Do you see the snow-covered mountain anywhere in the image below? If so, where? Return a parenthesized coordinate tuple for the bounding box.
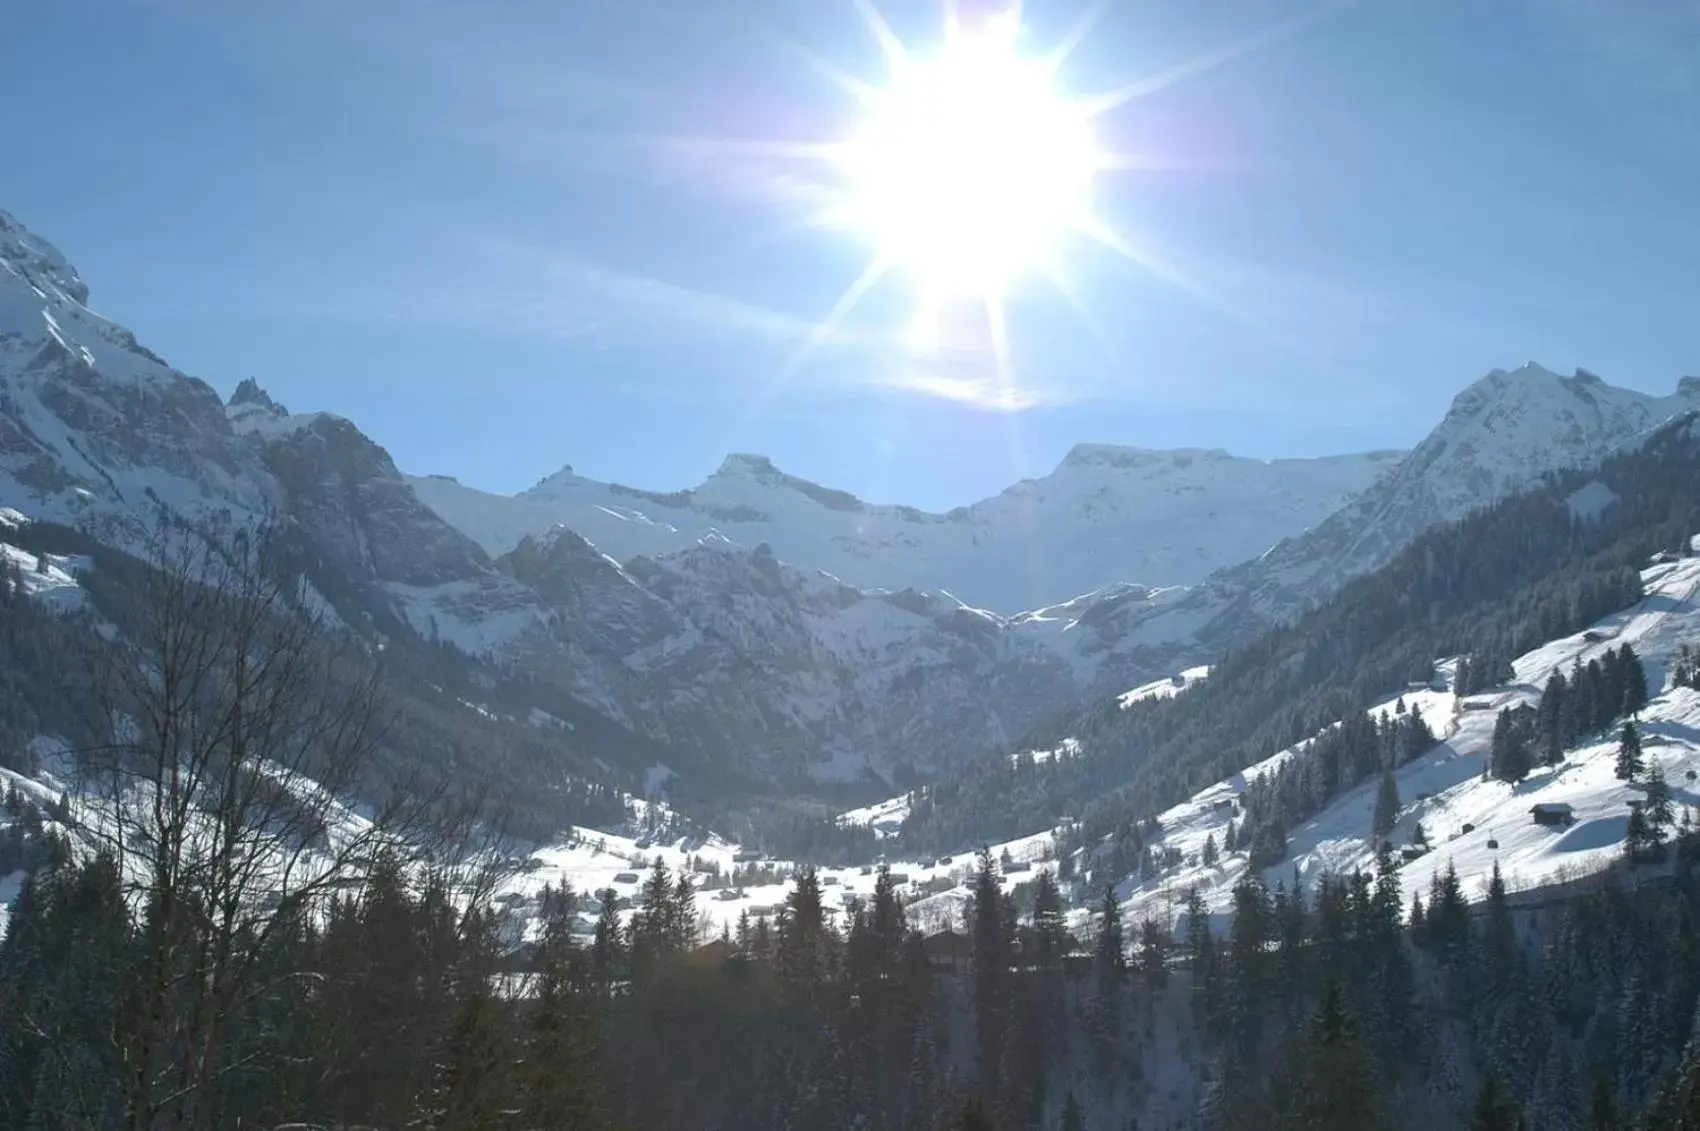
(1049, 363, 1700, 687)
(410, 444, 1404, 613)
(1103, 543, 1700, 934)
(498, 530, 1084, 783)
(9, 201, 1700, 795)
(0, 208, 1115, 784)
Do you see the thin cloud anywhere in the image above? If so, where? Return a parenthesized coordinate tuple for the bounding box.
(874, 368, 1078, 412)
(499, 243, 826, 343)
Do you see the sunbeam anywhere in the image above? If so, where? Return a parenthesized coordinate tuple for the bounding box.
(781, 251, 895, 377)
(679, 1, 1342, 411)
(1042, 1, 1107, 75)
(1082, 1, 1353, 119)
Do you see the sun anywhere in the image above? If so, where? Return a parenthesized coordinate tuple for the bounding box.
(738, 1, 1331, 392)
(831, 11, 1100, 302)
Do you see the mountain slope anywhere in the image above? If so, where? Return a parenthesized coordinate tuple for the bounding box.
(1041, 363, 1700, 684)
(11, 202, 1700, 803)
(0, 208, 1109, 786)
(410, 444, 1403, 613)
(896, 412, 1700, 853)
(1113, 544, 1700, 933)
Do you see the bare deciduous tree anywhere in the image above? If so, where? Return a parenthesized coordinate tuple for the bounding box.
(74, 518, 445, 1131)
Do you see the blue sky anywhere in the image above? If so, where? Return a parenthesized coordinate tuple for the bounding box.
(2, 0, 1698, 511)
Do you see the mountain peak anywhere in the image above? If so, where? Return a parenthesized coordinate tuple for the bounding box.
(228, 377, 286, 415)
(1679, 377, 1700, 398)
(0, 208, 90, 306)
(715, 453, 778, 478)
(520, 464, 580, 501)
(1058, 443, 1232, 472)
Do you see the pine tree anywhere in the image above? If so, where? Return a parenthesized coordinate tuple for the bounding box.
(1483, 862, 1517, 982)
(1647, 764, 1675, 833)
(1586, 658, 1610, 732)
(1226, 871, 1271, 1057)
(1372, 765, 1399, 839)
(1616, 720, 1644, 781)
(968, 850, 1009, 1084)
(1589, 1076, 1618, 1130)
(1626, 805, 1655, 863)
(1468, 1071, 1524, 1131)
(590, 888, 624, 995)
(1060, 1089, 1084, 1131)
(1621, 643, 1650, 716)
(1202, 832, 1220, 866)
(1270, 983, 1388, 1130)
(1138, 915, 1169, 995)
(1537, 670, 1569, 765)
(671, 870, 699, 952)
(1090, 885, 1126, 1056)
(1402, 709, 1438, 763)
(1185, 885, 1222, 1040)
(778, 866, 828, 999)
(630, 859, 674, 980)
(522, 886, 609, 1129)
(1491, 708, 1532, 783)
(957, 1095, 997, 1131)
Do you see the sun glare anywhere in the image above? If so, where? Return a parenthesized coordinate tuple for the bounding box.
(832, 13, 1100, 301)
(741, 1, 1326, 399)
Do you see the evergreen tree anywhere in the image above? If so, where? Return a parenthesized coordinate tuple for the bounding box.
(1030, 869, 1068, 974)
(521, 886, 609, 1129)
(778, 866, 829, 999)
(1621, 643, 1650, 716)
(1468, 1071, 1524, 1131)
(590, 887, 623, 995)
(1492, 708, 1533, 783)
(1226, 871, 1271, 1057)
(1537, 670, 1569, 765)
(671, 870, 699, 953)
(1138, 915, 1169, 996)
(1185, 885, 1221, 1040)
(1484, 863, 1517, 981)
(1648, 764, 1676, 834)
(1589, 1076, 1618, 1131)
(1270, 983, 1388, 1131)
(1202, 832, 1220, 867)
(1372, 765, 1399, 839)
(957, 1095, 998, 1131)
(1626, 805, 1656, 863)
(630, 859, 674, 980)
(1060, 1089, 1084, 1131)
(1617, 720, 1645, 781)
(968, 850, 1009, 1084)
(1088, 884, 1125, 1060)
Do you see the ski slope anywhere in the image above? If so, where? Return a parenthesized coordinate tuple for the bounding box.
(1106, 547, 1700, 933)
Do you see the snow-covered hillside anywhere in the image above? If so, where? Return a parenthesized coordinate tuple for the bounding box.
(410, 446, 1402, 614)
(1039, 363, 1700, 688)
(1100, 544, 1700, 933)
(0, 208, 1103, 783)
(495, 810, 1062, 941)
